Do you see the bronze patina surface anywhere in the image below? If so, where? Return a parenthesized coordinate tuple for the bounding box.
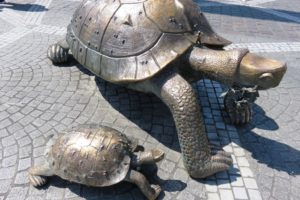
(28, 125, 164, 200)
(47, 0, 287, 178)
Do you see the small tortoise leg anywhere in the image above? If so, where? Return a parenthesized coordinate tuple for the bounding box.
(28, 163, 53, 187)
(125, 170, 161, 200)
(47, 38, 70, 64)
(135, 149, 165, 165)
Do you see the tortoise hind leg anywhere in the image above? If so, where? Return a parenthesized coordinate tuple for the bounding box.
(47, 38, 70, 64)
(28, 163, 53, 187)
(125, 170, 161, 200)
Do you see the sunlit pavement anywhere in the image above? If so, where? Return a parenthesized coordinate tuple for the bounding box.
(0, 0, 299, 199)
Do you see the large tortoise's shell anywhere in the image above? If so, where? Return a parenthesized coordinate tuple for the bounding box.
(47, 126, 132, 187)
(66, 0, 230, 83)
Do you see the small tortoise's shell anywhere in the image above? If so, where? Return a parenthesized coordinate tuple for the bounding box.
(66, 0, 230, 83)
(47, 126, 132, 187)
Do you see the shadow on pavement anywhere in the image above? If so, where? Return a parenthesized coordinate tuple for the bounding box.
(36, 164, 186, 200)
(0, 2, 48, 12)
(96, 75, 300, 176)
(237, 104, 300, 175)
(198, 0, 300, 24)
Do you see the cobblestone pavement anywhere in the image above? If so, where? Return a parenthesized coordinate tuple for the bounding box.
(0, 0, 299, 199)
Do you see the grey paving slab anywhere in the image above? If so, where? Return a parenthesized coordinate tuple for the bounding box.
(41, 0, 79, 27)
(261, 0, 300, 18)
(0, 18, 14, 35)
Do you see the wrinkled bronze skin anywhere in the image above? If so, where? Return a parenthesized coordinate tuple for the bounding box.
(28, 125, 164, 200)
(47, 0, 287, 179)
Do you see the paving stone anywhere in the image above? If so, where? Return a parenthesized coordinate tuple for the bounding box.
(0, 179, 12, 193)
(19, 145, 32, 159)
(239, 167, 254, 178)
(205, 180, 218, 192)
(18, 157, 32, 171)
(3, 144, 18, 157)
(208, 193, 221, 200)
(6, 187, 28, 200)
(0, 129, 8, 139)
(2, 154, 17, 167)
(233, 148, 246, 157)
(219, 189, 235, 200)
(243, 178, 258, 189)
(217, 179, 231, 189)
(230, 175, 244, 187)
(18, 136, 32, 147)
(176, 190, 195, 200)
(233, 187, 248, 199)
(248, 189, 263, 200)
(173, 168, 189, 183)
(1, 135, 16, 147)
(186, 179, 206, 198)
(14, 171, 29, 184)
(237, 157, 250, 167)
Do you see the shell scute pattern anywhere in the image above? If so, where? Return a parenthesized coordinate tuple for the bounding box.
(67, 0, 206, 83)
(47, 126, 132, 187)
(67, 0, 230, 83)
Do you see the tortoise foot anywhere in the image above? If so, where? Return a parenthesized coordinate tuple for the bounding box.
(28, 174, 47, 187)
(47, 44, 69, 64)
(190, 151, 232, 179)
(149, 184, 162, 200)
(151, 149, 164, 162)
(224, 87, 258, 125)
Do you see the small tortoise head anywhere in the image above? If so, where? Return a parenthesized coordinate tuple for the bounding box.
(236, 53, 287, 90)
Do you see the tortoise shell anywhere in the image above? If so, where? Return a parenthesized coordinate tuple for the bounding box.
(47, 126, 133, 187)
(66, 0, 230, 83)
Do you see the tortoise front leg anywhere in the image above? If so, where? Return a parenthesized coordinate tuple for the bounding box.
(28, 163, 53, 187)
(129, 70, 232, 178)
(125, 170, 161, 200)
(47, 37, 70, 64)
(132, 149, 164, 167)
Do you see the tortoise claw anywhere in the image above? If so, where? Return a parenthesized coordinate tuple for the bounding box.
(28, 174, 47, 187)
(151, 149, 165, 162)
(189, 150, 233, 179)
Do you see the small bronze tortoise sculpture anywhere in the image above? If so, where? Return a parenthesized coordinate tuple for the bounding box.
(48, 0, 287, 178)
(28, 125, 164, 200)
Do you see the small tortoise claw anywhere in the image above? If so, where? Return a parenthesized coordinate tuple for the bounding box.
(151, 149, 165, 162)
(149, 184, 162, 200)
(224, 87, 258, 125)
(28, 174, 47, 187)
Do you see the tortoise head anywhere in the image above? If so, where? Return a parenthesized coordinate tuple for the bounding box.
(236, 53, 287, 90)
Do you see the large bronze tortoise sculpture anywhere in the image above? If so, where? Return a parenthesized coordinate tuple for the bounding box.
(28, 125, 164, 200)
(48, 0, 286, 178)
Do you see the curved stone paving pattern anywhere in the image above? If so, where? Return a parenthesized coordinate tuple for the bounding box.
(0, 0, 299, 199)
